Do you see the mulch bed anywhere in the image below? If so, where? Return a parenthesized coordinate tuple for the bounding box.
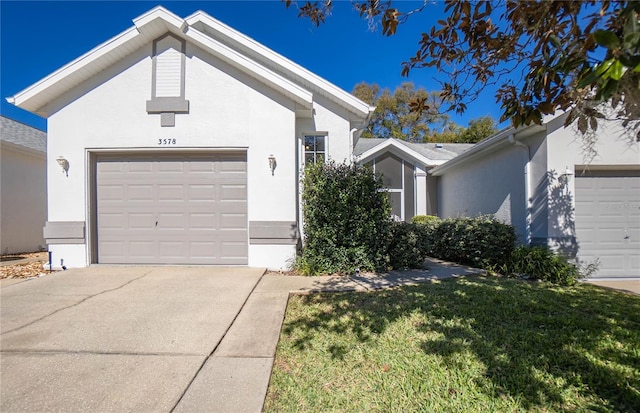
(0, 252, 52, 279)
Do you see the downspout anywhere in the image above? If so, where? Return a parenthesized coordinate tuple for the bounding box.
(350, 128, 357, 163)
(508, 135, 532, 245)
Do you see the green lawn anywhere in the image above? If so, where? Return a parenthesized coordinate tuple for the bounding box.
(265, 277, 640, 412)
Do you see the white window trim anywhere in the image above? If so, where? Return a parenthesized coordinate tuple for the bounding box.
(302, 132, 328, 166)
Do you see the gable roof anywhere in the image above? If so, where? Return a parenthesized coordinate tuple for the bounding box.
(7, 7, 374, 122)
(354, 138, 474, 166)
(0, 116, 46, 153)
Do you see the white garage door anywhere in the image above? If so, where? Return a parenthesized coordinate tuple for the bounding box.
(574, 171, 640, 278)
(95, 152, 247, 265)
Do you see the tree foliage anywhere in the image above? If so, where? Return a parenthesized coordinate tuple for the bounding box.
(430, 115, 499, 143)
(353, 82, 497, 143)
(285, 0, 640, 141)
(352, 81, 450, 141)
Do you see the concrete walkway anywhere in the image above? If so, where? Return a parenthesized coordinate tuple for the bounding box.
(583, 279, 640, 296)
(3, 259, 637, 413)
(1, 258, 483, 413)
(175, 257, 484, 412)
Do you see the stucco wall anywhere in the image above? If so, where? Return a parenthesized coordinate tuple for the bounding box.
(524, 132, 548, 244)
(43, 39, 353, 268)
(544, 116, 640, 253)
(437, 142, 528, 242)
(436, 116, 639, 255)
(0, 143, 47, 254)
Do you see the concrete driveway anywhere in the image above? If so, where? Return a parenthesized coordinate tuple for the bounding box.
(1, 266, 265, 412)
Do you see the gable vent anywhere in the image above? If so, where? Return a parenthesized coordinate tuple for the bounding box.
(154, 36, 183, 98)
(146, 34, 189, 127)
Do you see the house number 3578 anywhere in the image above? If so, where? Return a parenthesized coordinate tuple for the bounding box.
(158, 138, 176, 145)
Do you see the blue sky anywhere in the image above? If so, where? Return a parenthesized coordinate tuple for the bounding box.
(1, 1, 505, 132)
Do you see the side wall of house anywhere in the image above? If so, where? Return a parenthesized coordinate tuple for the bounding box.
(437, 139, 531, 243)
(0, 143, 47, 254)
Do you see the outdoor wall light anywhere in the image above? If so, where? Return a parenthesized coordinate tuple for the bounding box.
(559, 166, 574, 185)
(268, 154, 277, 176)
(56, 156, 69, 177)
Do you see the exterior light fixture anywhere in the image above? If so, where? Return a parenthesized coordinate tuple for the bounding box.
(56, 156, 69, 177)
(559, 166, 573, 185)
(268, 154, 277, 176)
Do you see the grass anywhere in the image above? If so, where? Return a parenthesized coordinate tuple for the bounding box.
(264, 276, 640, 412)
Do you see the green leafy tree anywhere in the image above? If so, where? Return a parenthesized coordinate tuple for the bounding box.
(353, 82, 497, 143)
(457, 116, 499, 143)
(429, 116, 498, 143)
(285, 0, 640, 143)
(352, 81, 450, 142)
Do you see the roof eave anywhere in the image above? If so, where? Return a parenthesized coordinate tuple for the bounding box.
(430, 123, 546, 176)
(356, 139, 445, 166)
(8, 7, 186, 116)
(184, 26, 313, 109)
(184, 11, 372, 119)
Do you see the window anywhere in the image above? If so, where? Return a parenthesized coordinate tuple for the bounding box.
(304, 135, 325, 164)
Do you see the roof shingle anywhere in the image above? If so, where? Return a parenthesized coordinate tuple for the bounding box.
(0, 116, 46, 153)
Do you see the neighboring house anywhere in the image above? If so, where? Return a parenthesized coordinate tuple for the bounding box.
(431, 113, 640, 279)
(7, 6, 373, 269)
(354, 138, 473, 221)
(0, 116, 47, 254)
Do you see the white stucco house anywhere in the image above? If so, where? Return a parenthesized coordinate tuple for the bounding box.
(7, 6, 638, 278)
(7, 6, 374, 269)
(354, 138, 473, 221)
(0, 116, 47, 255)
(431, 113, 640, 279)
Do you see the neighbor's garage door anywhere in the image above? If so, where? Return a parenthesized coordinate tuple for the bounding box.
(95, 152, 247, 265)
(574, 170, 640, 278)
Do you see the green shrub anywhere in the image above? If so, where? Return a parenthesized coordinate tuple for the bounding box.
(429, 216, 516, 268)
(294, 246, 374, 276)
(502, 245, 580, 285)
(295, 161, 392, 275)
(411, 215, 440, 225)
(388, 222, 429, 270)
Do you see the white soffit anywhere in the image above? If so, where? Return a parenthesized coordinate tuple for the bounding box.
(357, 139, 446, 166)
(7, 6, 366, 119)
(429, 123, 546, 176)
(184, 11, 374, 119)
(7, 7, 187, 116)
(184, 27, 313, 109)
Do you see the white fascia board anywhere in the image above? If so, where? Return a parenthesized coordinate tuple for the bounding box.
(430, 123, 546, 176)
(132, 6, 187, 33)
(356, 139, 443, 166)
(185, 11, 373, 119)
(8, 27, 140, 113)
(8, 6, 187, 115)
(184, 26, 313, 109)
(429, 127, 516, 176)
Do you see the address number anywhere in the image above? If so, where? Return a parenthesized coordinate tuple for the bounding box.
(158, 138, 177, 145)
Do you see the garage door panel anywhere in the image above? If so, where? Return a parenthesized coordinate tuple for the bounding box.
(96, 153, 248, 265)
(189, 185, 216, 200)
(221, 241, 249, 258)
(220, 213, 247, 229)
(575, 173, 640, 278)
(130, 241, 156, 258)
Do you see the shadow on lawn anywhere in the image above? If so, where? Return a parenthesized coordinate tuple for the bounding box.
(282, 276, 640, 411)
